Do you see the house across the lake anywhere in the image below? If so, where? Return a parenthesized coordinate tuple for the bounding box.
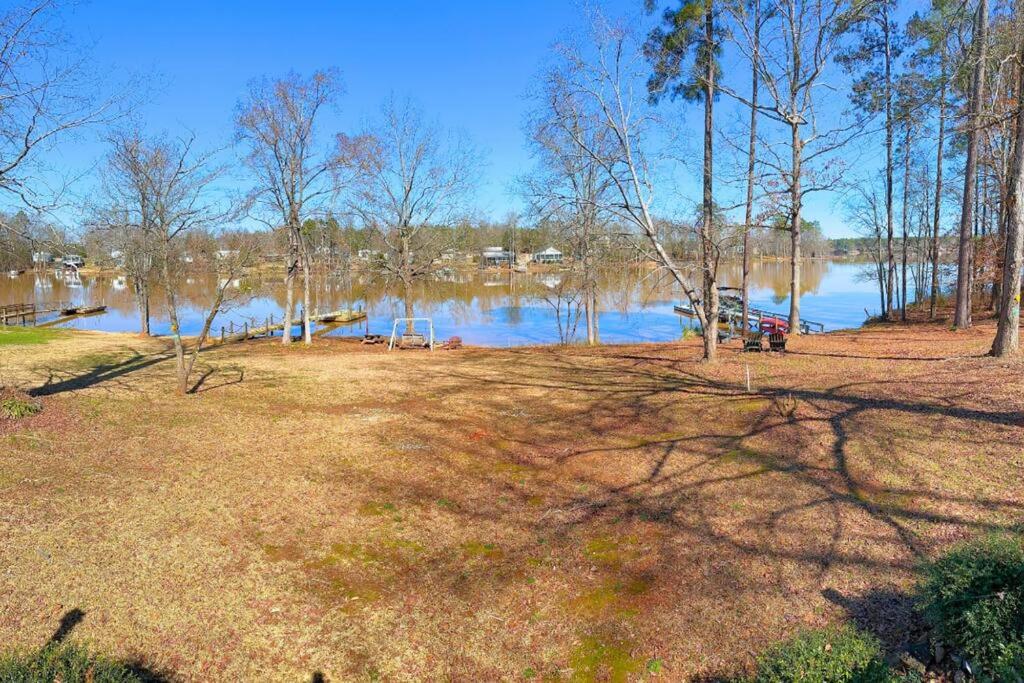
(480, 246, 512, 267)
(533, 247, 563, 264)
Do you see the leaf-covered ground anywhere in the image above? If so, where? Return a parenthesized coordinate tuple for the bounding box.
(0, 322, 1021, 681)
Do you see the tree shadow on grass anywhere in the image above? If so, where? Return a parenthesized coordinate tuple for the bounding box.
(349, 345, 1023, 676)
(28, 350, 172, 397)
(188, 364, 245, 394)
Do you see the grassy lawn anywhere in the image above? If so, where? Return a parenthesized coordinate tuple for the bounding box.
(0, 325, 1021, 681)
(0, 325, 66, 346)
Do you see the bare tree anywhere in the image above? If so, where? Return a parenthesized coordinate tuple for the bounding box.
(100, 129, 240, 393)
(236, 70, 341, 345)
(729, 0, 866, 334)
(544, 12, 720, 360)
(89, 201, 158, 335)
(337, 96, 477, 328)
(734, 0, 766, 333)
(839, 0, 901, 320)
(0, 1, 124, 248)
(522, 81, 615, 345)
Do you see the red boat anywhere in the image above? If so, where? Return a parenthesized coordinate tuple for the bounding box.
(758, 317, 790, 334)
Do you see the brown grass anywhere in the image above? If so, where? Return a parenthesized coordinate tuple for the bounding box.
(0, 324, 1021, 681)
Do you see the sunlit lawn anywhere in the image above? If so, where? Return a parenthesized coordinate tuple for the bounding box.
(0, 323, 1021, 681)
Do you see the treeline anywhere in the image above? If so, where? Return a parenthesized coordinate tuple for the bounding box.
(1, 0, 1022, 365)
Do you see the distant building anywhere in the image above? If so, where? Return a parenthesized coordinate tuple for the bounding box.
(533, 247, 563, 265)
(32, 252, 54, 265)
(61, 255, 85, 269)
(480, 246, 512, 267)
(215, 249, 239, 260)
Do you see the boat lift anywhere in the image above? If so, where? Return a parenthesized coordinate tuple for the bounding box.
(674, 299, 825, 338)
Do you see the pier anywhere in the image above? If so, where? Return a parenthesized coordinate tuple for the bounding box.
(215, 308, 368, 344)
(1, 302, 71, 326)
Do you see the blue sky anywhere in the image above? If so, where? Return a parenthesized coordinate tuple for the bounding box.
(50, 0, 886, 237)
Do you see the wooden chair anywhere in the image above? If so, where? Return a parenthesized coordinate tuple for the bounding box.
(743, 332, 764, 353)
(768, 332, 787, 353)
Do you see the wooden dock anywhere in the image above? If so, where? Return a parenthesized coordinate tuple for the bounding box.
(1, 301, 71, 326)
(36, 307, 108, 328)
(215, 308, 367, 344)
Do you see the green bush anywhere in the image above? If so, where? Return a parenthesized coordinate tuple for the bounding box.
(753, 625, 892, 683)
(0, 642, 152, 682)
(917, 534, 1024, 677)
(0, 397, 41, 419)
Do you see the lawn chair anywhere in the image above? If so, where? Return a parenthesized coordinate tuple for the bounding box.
(768, 332, 787, 353)
(743, 332, 764, 353)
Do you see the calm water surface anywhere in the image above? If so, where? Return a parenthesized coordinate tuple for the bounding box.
(1, 261, 886, 346)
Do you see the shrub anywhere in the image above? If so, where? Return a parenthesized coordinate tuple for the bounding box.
(0, 642, 153, 682)
(753, 625, 892, 683)
(0, 397, 41, 419)
(917, 534, 1024, 678)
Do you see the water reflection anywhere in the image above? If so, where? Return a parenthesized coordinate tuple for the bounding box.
(1, 260, 882, 346)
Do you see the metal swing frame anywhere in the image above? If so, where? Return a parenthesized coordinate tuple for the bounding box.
(388, 317, 435, 351)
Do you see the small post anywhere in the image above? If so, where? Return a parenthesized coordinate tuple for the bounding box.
(220, 327, 225, 343)
(229, 321, 234, 335)
(244, 321, 249, 338)
(745, 364, 751, 393)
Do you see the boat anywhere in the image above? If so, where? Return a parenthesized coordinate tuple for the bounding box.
(758, 316, 789, 334)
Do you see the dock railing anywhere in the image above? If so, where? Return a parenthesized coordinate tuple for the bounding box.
(674, 301, 825, 335)
(0, 301, 69, 326)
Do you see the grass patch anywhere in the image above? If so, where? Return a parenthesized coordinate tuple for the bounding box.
(461, 541, 503, 559)
(0, 397, 41, 419)
(569, 634, 642, 682)
(0, 641, 161, 682)
(0, 325, 63, 346)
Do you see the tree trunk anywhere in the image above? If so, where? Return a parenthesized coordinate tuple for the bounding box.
(991, 19, 1024, 357)
(789, 121, 803, 334)
(930, 48, 947, 319)
(901, 121, 912, 321)
(282, 232, 298, 345)
(700, 0, 718, 361)
(954, 0, 989, 328)
(301, 241, 312, 345)
(137, 281, 150, 336)
(161, 257, 188, 395)
(742, 0, 761, 335)
(883, 11, 895, 320)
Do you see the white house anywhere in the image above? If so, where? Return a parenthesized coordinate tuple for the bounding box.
(533, 247, 563, 265)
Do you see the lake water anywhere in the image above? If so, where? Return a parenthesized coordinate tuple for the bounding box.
(1, 260, 889, 346)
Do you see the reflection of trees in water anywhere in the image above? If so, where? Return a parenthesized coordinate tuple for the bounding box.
(1, 260, 838, 336)
(716, 260, 829, 299)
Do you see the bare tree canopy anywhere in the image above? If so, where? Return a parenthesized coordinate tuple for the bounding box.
(0, 1, 123, 215)
(338, 96, 478, 321)
(235, 69, 342, 345)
